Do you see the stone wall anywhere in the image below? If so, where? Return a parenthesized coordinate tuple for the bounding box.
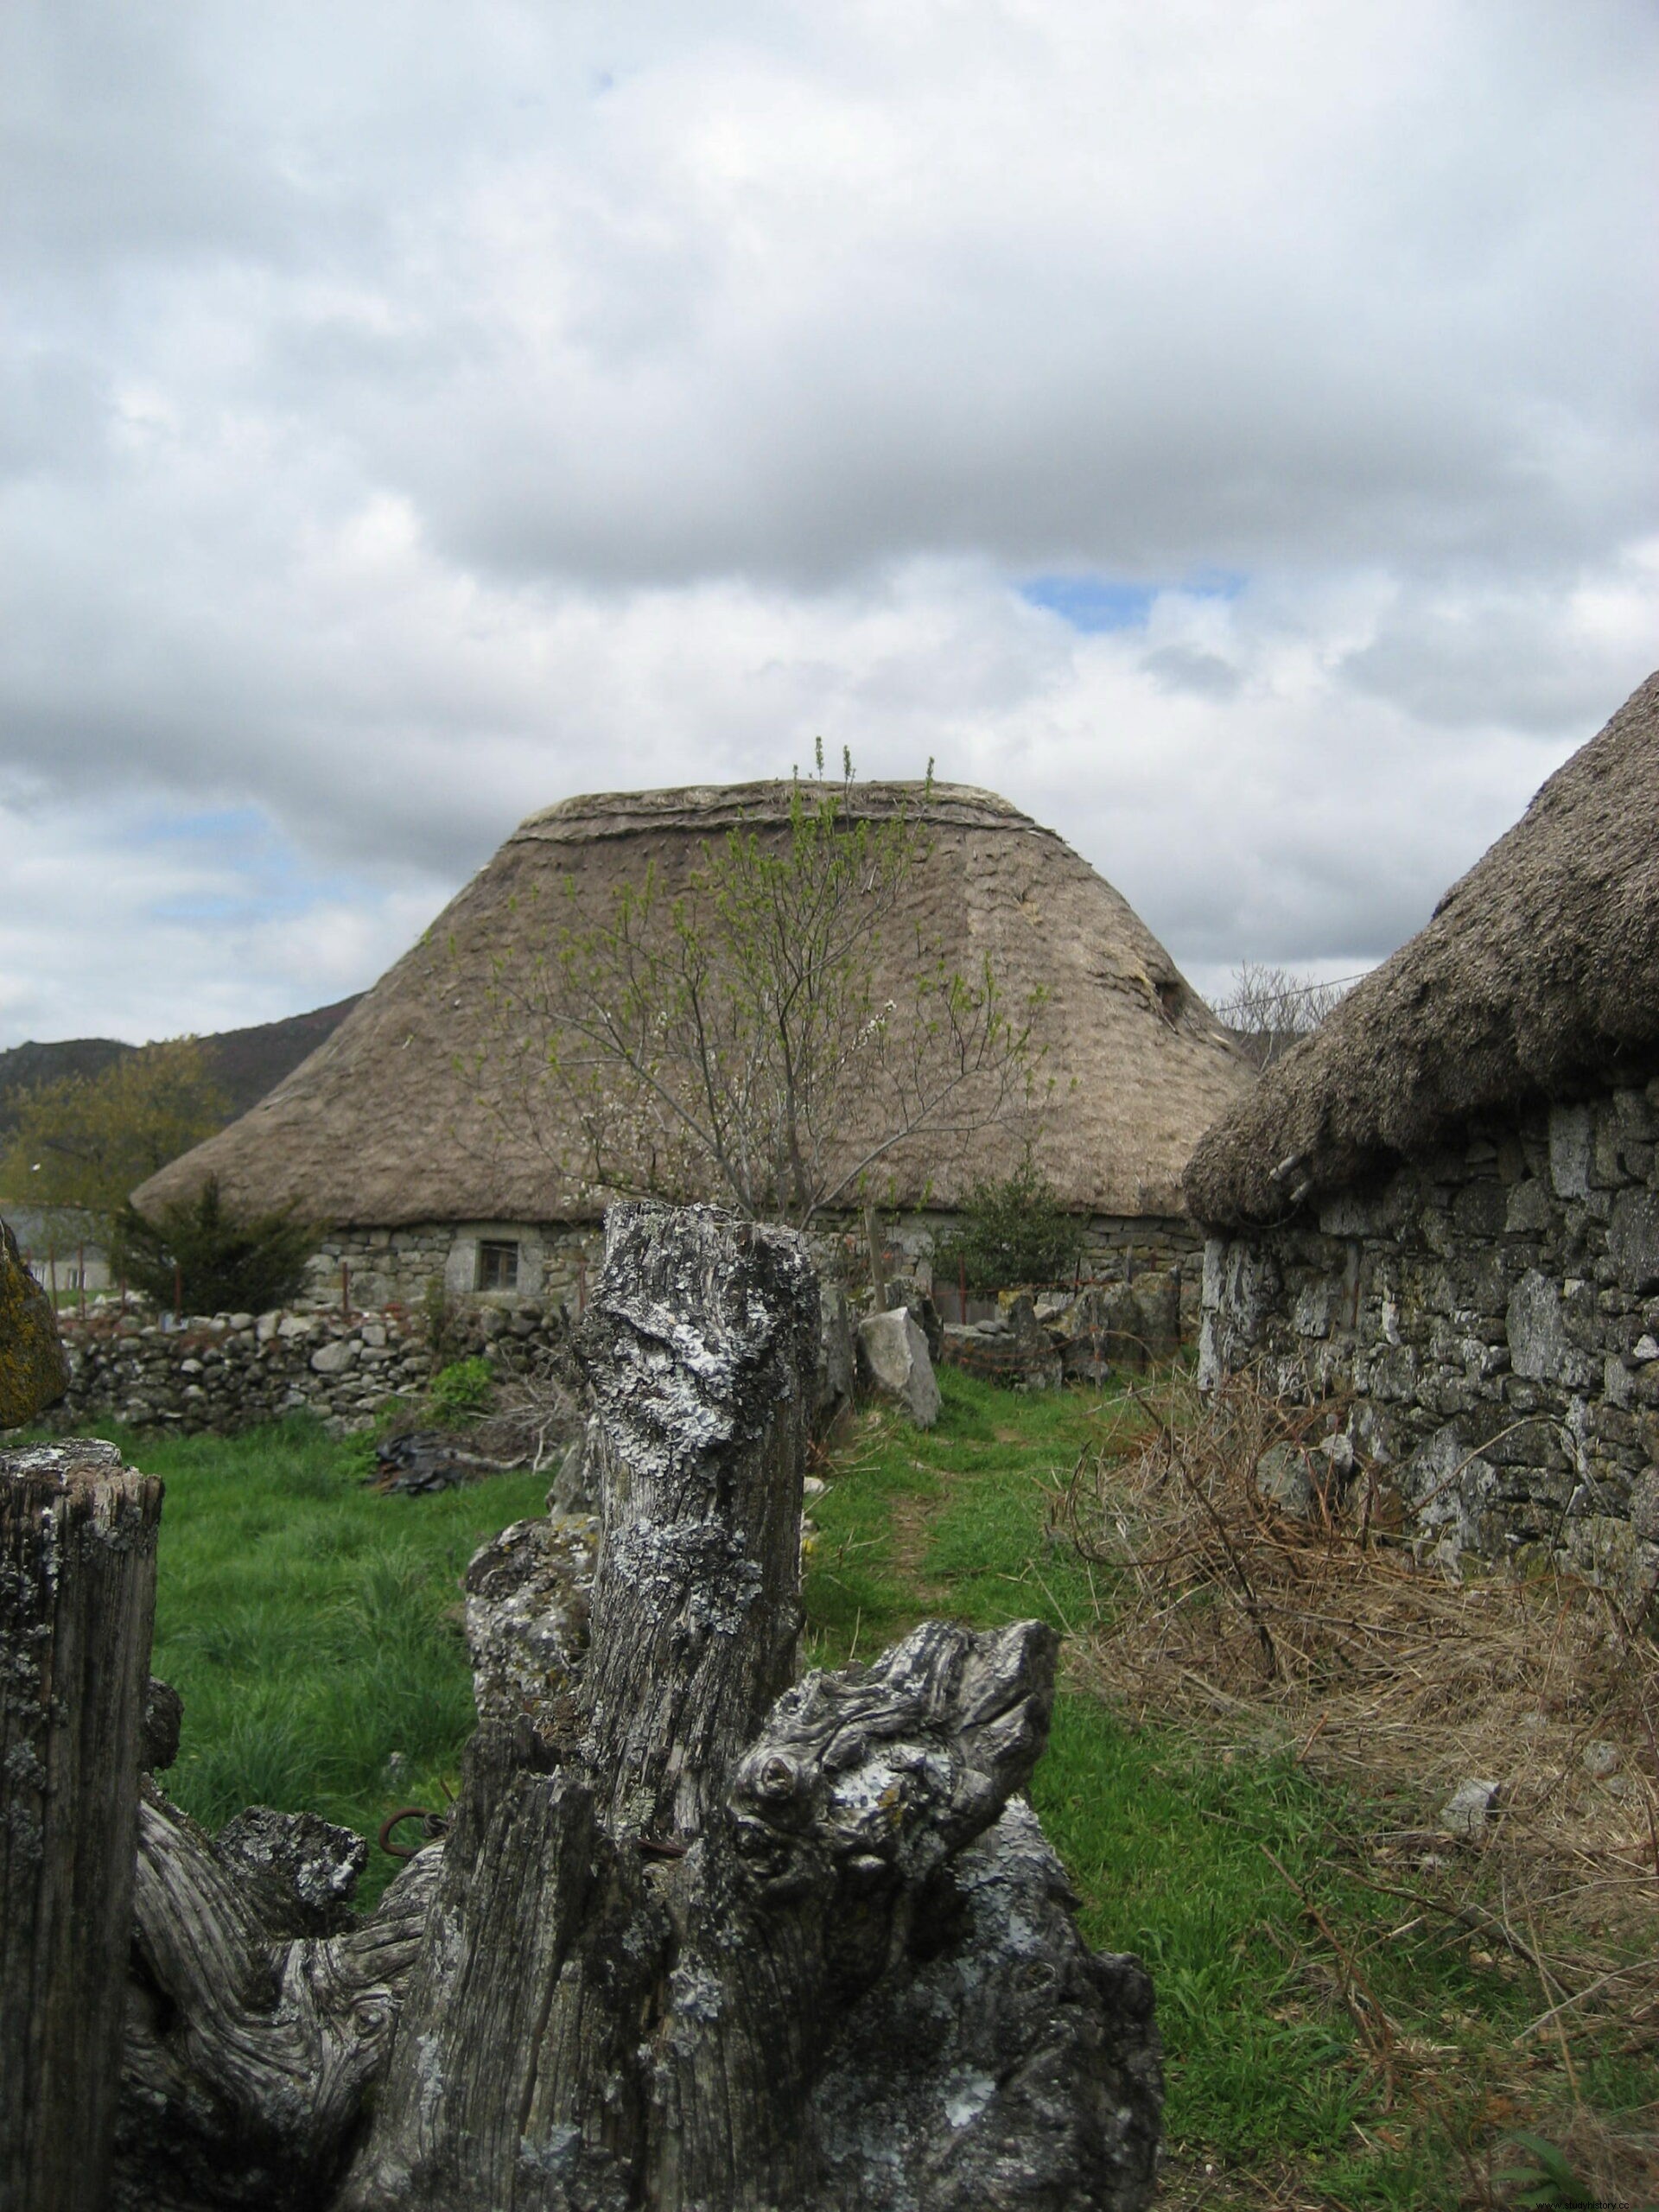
(296, 1223, 604, 1314)
(887, 1211, 1205, 1335)
(31, 1206, 1208, 1440)
(38, 1298, 572, 1438)
(296, 1210, 1205, 1324)
(1198, 1083, 1659, 1591)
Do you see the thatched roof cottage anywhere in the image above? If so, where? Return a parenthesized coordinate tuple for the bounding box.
(138, 782, 1250, 1317)
(1186, 671, 1659, 1585)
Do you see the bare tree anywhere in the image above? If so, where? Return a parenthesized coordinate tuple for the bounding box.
(1214, 961, 1351, 1070)
(473, 766, 1039, 1229)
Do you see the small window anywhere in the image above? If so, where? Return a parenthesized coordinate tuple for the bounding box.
(476, 1240, 519, 1293)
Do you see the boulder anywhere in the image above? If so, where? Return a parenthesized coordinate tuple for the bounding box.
(1001, 1291, 1065, 1388)
(1439, 1777, 1502, 1839)
(0, 1215, 69, 1427)
(857, 1308, 942, 1427)
(886, 1283, 944, 1363)
(1099, 1282, 1149, 1373)
(1255, 1442, 1313, 1519)
(1133, 1272, 1181, 1359)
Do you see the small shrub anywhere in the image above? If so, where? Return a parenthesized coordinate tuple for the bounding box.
(426, 1356, 495, 1424)
(111, 1175, 316, 1314)
(932, 1156, 1086, 1294)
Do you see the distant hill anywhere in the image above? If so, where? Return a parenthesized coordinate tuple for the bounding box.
(0, 997, 362, 1139)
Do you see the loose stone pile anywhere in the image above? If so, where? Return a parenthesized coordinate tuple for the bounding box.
(941, 1274, 1183, 1389)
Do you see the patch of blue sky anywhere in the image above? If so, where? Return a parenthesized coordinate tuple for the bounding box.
(132, 804, 271, 847)
(1020, 569, 1245, 632)
(137, 805, 352, 924)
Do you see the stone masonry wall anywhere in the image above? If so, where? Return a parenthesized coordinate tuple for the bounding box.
(37, 1297, 573, 1438)
(296, 1223, 605, 1314)
(299, 1211, 1205, 1332)
(1198, 1083, 1659, 1592)
(29, 1209, 1206, 1441)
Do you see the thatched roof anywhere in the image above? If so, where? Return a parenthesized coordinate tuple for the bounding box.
(1186, 672, 1659, 1230)
(137, 781, 1251, 1229)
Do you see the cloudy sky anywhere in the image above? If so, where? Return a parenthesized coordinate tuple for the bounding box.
(3, 0, 1656, 1046)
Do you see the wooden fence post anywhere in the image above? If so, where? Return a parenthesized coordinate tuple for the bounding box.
(0, 1440, 163, 2212)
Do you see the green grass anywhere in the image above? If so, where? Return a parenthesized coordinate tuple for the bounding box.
(83, 1416, 547, 1905)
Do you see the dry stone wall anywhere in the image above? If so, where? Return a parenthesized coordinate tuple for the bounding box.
(876, 1209, 1203, 1331)
(37, 1300, 573, 1437)
(30, 1207, 1208, 1440)
(1198, 1083, 1659, 1592)
(298, 1224, 602, 1313)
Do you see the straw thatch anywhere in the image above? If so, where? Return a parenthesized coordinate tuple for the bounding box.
(1186, 671, 1659, 1230)
(135, 781, 1249, 1230)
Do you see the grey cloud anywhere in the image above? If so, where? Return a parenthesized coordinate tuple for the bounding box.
(1, 7, 296, 273)
(1, 0, 1656, 1040)
(1339, 584, 1657, 733)
(1141, 647, 1240, 700)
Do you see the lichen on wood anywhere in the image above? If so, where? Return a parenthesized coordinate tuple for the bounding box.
(116, 1784, 442, 2212)
(2, 1440, 162, 2212)
(343, 1201, 1161, 2210)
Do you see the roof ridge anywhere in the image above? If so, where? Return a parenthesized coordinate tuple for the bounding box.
(513, 780, 1043, 842)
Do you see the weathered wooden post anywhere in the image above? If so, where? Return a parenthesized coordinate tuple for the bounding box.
(1, 1438, 162, 2212)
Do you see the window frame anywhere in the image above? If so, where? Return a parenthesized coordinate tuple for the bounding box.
(475, 1238, 521, 1294)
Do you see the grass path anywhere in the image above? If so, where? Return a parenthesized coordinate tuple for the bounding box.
(802, 1369, 1652, 2209)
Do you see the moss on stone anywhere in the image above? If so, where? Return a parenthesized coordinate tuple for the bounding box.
(0, 1216, 70, 1427)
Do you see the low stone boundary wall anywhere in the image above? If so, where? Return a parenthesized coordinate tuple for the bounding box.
(939, 1275, 1184, 1389)
(38, 1299, 572, 1437)
(33, 1210, 1207, 1439)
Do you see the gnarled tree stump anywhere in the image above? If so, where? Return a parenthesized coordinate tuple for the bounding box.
(120, 1201, 1161, 2209)
(343, 1202, 1160, 2211)
(115, 1783, 443, 2212)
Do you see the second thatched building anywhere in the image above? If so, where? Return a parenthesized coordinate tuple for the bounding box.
(1185, 672, 1659, 1587)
